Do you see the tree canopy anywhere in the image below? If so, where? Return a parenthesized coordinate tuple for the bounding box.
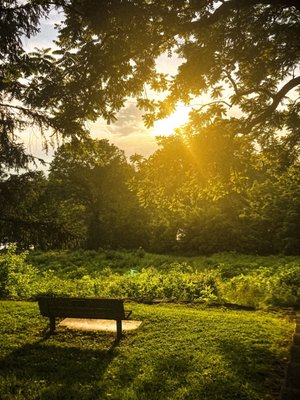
(1, 0, 299, 172)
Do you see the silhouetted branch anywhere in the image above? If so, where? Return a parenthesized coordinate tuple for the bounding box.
(244, 75, 300, 132)
(191, 0, 300, 30)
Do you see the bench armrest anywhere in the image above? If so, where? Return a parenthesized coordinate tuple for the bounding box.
(124, 310, 132, 319)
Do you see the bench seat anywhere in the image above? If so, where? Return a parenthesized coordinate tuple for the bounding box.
(38, 297, 132, 339)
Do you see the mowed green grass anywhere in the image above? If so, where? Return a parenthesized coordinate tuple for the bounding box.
(0, 301, 294, 400)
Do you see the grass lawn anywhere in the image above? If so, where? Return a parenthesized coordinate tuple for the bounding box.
(0, 300, 294, 400)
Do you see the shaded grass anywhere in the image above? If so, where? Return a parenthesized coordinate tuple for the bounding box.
(0, 300, 294, 400)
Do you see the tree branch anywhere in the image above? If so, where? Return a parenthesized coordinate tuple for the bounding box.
(244, 75, 300, 133)
(194, 100, 232, 111)
(0, 103, 51, 121)
(192, 0, 300, 30)
(224, 70, 276, 102)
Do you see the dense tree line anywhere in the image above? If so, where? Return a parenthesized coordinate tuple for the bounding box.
(0, 136, 299, 254)
(0, 139, 150, 250)
(130, 125, 300, 255)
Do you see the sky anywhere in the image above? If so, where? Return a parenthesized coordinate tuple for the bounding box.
(21, 10, 192, 166)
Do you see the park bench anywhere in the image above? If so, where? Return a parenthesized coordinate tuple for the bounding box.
(37, 297, 132, 339)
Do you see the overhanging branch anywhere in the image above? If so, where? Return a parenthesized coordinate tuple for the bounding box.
(192, 0, 300, 30)
(224, 70, 276, 101)
(244, 75, 300, 133)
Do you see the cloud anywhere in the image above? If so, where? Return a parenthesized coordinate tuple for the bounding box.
(105, 103, 146, 137)
(90, 103, 157, 157)
(23, 10, 62, 51)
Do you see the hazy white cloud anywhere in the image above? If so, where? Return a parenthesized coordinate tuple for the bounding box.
(23, 10, 62, 51)
(90, 103, 158, 157)
(102, 103, 145, 137)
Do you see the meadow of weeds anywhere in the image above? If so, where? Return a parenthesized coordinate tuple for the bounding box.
(1, 246, 299, 308)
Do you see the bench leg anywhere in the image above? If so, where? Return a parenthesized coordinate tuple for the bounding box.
(116, 320, 122, 340)
(49, 316, 56, 334)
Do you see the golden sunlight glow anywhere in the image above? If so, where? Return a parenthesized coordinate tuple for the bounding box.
(151, 105, 190, 136)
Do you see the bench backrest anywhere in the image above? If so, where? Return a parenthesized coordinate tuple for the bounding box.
(38, 297, 126, 320)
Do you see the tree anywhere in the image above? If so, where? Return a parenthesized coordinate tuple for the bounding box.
(0, 1, 53, 173)
(129, 125, 265, 252)
(51, 0, 300, 151)
(0, 171, 82, 248)
(1, 1, 299, 173)
(129, 127, 300, 254)
(0, 0, 170, 172)
(2, 1, 299, 254)
(245, 164, 300, 254)
(49, 138, 149, 249)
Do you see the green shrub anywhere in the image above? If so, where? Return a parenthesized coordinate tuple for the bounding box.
(219, 274, 273, 308)
(0, 245, 39, 298)
(269, 265, 300, 307)
(99, 265, 220, 303)
(218, 267, 300, 308)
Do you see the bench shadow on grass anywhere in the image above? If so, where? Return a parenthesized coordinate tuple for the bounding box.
(0, 330, 119, 400)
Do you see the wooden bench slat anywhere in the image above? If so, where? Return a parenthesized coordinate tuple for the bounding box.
(39, 297, 124, 308)
(41, 309, 126, 319)
(39, 305, 126, 313)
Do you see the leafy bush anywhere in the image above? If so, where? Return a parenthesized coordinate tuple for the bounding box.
(0, 245, 38, 298)
(269, 265, 300, 307)
(31, 263, 220, 304)
(218, 265, 300, 308)
(219, 274, 273, 308)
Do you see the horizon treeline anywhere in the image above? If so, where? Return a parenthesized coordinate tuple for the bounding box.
(1, 125, 299, 255)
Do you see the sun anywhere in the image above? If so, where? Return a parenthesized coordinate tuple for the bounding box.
(151, 105, 190, 136)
